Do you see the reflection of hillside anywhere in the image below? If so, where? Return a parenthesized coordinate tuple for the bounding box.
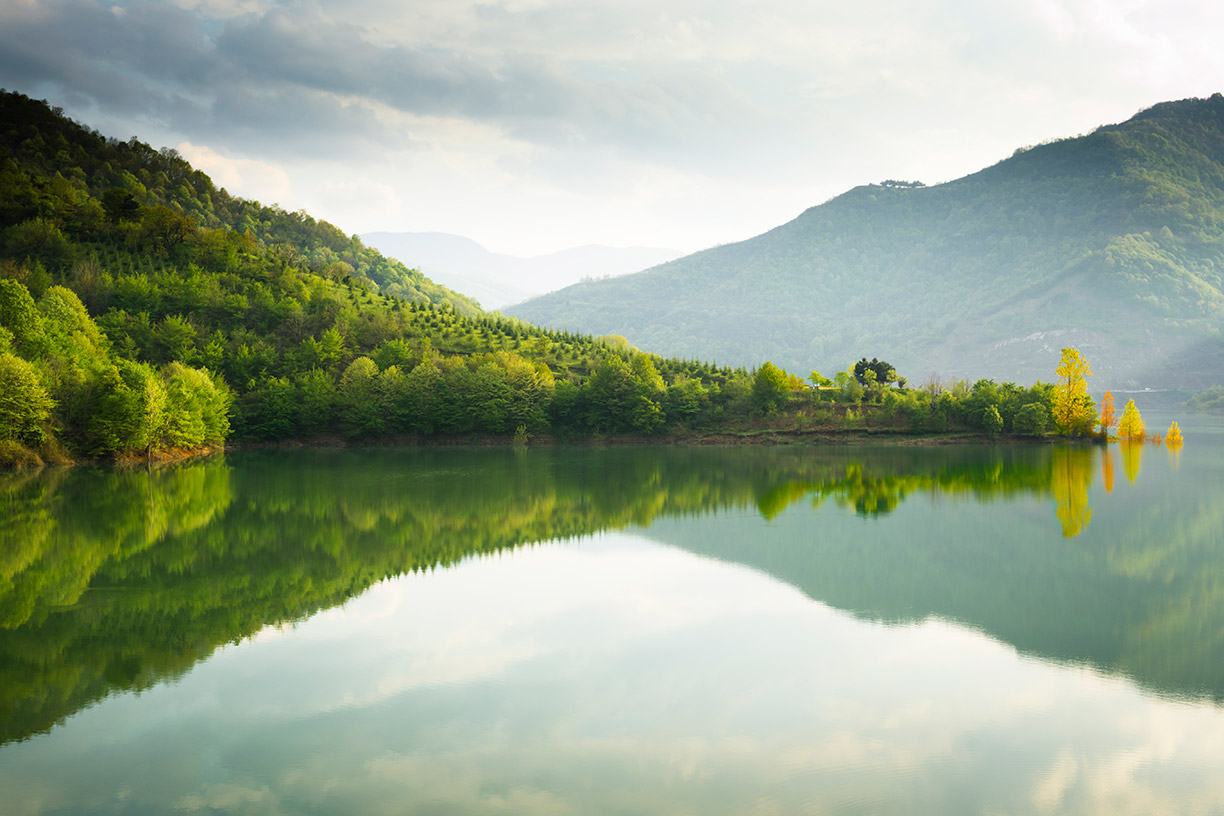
(1, 442, 1203, 745)
(657, 447, 1224, 705)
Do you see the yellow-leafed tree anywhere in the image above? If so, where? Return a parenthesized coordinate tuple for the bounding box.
(1054, 348, 1095, 435)
(1166, 420, 1184, 449)
(1098, 390, 1116, 434)
(1117, 398, 1145, 441)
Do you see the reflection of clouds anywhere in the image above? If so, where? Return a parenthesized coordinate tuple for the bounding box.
(1032, 749, 1078, 812)
(216, 535, 816, 719)
(4, 534, 1224, 815)
(176, 783, 278, 813)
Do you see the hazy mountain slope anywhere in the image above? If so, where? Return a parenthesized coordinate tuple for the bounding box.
(361, 231, 679, 309)
(508, 95, 1224, 388)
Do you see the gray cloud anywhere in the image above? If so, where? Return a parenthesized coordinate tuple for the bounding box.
(2, 0, 1220, 254)
(0, 0, 783, 169)
(211, 4, 777, 165)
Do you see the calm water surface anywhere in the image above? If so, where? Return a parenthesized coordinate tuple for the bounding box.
(2, 414, 1224, 814)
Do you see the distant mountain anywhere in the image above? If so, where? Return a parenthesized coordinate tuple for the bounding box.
(508, 95, 1224, 389)
(360, 231, 680, 310)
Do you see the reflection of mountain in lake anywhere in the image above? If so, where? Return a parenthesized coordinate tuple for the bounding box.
(652, 444, 1224, 705)
(2, 442, 1220, 745)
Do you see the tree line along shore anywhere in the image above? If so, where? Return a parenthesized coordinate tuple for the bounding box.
(0, 91, 1183, 467)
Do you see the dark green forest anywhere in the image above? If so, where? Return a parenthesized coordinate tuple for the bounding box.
(509, 94, 1224, 389)
(0, 91, 1086, 464)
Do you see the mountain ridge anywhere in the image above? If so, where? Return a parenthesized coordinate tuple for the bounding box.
(508, 94, 1224, 388)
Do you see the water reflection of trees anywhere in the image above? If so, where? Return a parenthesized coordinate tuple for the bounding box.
(0, 442, 1186, 744)
(756, 447, 1094, 540)
(1052, 448, 1093, 537)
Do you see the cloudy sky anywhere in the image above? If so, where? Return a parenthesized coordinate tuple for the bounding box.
(2, 0, 1222, 256)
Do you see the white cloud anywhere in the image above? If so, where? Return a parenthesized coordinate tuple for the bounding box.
(312, 179, 405, 233)
(175, 141, 293, 203)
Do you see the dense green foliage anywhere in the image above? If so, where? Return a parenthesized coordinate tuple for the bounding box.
(0, 91, 759, 457)
(509, 95, 1224, 388)
(0, 277, 228, 463)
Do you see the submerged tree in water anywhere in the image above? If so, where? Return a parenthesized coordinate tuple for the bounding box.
(1165, 421, 1184, 449)
(1117, 399, 1146, 441)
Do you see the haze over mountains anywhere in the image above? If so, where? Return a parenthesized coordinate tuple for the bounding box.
(360, 232, 680, 310)
(508, 95, 1224, 389)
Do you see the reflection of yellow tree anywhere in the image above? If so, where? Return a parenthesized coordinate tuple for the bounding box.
(1051, 447, 1094, 538)
(1121, 441, 1143, 483)
(1165, 422, 1183, 470)
(1101, 448, 1115, 494)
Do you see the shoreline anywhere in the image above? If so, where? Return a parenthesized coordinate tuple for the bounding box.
(1, 428, 1110, 471)
(225, 427, 1090, 451)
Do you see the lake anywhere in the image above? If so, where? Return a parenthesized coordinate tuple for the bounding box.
(2, 414, 1224, 814)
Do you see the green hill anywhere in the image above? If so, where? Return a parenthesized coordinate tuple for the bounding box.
(0, 91, 481, 313)
(0, 90, 751, 462)
(507, 95, 1224, 389)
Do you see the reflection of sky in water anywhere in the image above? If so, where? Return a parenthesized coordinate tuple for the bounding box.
(3, 532, 1224, 816)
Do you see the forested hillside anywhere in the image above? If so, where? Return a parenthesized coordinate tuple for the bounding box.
(1, 92, 1101, 466)
(0, 92, 479, 313)
(508, 95, 1224, 389)
(0, 91, 754, 464)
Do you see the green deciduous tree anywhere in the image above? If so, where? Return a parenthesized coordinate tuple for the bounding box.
(981, 404, 1004, 437)
(0, 352, 55, 445)
(86, 360, 166, 454)
(752, 361, 790, 413)
(1013, 402, 1048, 436)
(338, 357, 385, 438)
(0, 278, 50, 359)
(160, 362, 230, 448)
